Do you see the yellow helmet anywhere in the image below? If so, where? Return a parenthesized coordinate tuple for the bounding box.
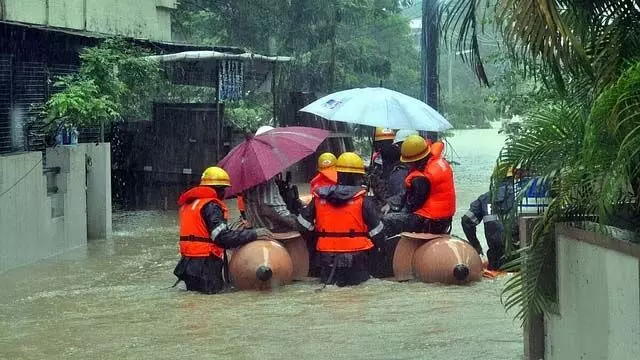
(317, 152, 337, 170)
(494, 164, 515, 178)
(335, 152, 365, 174)
(374, 127, 396, 141)
(200, 166, 231, 187)
(400, 134, 430, 163)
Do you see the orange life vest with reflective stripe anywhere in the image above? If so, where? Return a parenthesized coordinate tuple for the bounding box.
(313, 190, 373, 252)
(178, 186, 228, 258)
(405, 148, 456, 220)
(310, 169, 338, 193)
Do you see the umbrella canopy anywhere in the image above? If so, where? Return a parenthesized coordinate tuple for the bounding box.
(217, 126, 331, 197)
(299, 87, 453, 132)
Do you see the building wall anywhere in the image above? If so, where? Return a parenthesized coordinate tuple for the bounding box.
(0, 144, 111, 273)
(544, 230, 640, 360)
(2, 0, 177, 41)
(48, 0, 85, 30)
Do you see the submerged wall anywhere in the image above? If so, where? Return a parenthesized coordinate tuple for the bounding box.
(0, 144, 111, 272)
(544, 225, 640, 360)
(522, 220, 640, 360)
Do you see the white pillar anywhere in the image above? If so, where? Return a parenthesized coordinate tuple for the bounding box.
(84, 143, 112, 239)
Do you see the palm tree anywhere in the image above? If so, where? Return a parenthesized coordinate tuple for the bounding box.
(442, 0, 640, 324)
(443, 0, 640, 92)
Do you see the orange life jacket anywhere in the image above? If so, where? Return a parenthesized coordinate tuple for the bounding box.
(177, 186, 228, 258)
(237, 195, 246, 213)
(310, 168, 338, 193)
(430, 141, 444, 158)
(313, 190, 374, 252)
(404, 144, 456, 220)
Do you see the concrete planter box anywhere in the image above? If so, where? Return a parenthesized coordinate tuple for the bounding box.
(523, 219, 640, 360)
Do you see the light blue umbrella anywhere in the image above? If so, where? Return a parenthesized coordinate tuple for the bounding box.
(299, 87, 453, 132)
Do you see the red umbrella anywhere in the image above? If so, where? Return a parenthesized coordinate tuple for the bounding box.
(217, 126, 331, 197)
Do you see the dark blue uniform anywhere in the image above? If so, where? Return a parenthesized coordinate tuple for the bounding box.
(461, 182, 514, 270)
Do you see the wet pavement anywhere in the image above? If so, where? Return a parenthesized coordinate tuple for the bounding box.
(0, 128, 522, 359)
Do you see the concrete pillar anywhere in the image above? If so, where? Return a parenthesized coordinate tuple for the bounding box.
(46, 145, 88, 251)
(519, 216, 545, 360)
(83, 143, 112, 239)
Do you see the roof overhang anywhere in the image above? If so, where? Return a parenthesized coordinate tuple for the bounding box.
(0, 20, 247, 54)
(147, 51, 293, 63)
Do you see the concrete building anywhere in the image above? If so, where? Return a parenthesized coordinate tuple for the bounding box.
(409, 17, 421, 50)
(0, 0, 295, 271)
(0, 0, 179, 271)
(0, 0, 190, 154)
(0, 0, 177, 41)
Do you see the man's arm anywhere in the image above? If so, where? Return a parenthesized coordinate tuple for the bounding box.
(201, 202, 257, 249)
(296, 201, 316, 233)
(406, 176, 430, 213)
(362, 197, 386, 247)
(461, 195, 487, 255)
(261, 204, 298, 232)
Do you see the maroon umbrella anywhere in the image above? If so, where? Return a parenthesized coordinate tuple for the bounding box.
(217, 126, 331, 197)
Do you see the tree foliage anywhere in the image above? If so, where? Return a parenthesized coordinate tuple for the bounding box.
(444, 0, 640, 325)
(41, 38, 161, 131)
(174, 0, 422, 132)
(176, 0, 536, 130)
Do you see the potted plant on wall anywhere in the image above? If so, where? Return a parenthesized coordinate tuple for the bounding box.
(43, 76, 120, 145)
(33, 37, 162, 146)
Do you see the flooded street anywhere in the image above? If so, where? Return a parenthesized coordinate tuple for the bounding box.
(0, 129, 521, 360)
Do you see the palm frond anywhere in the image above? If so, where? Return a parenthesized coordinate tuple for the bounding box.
(443, 0, 640, 324)
(443, 0, 640, 92)
(501, 208, 557, 326)
(441, 0, 493, 86)
(498, 58, 640, 324)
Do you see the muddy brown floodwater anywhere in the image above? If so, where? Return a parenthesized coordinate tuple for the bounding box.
(0, 128, 522, 359)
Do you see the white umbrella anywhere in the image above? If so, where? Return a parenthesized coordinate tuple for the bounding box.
(299, 87, 453, 132)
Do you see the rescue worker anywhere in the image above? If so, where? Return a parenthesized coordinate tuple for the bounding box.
(310, 152, 338, 193)
(461, 169, 515, 270)
(297, 152, 387, 287)
(173, 166, 273, 294)
(382, 134, 456, 236)
(306, 152, 338, 277)
(243, 126, 298, 232)
(383, 130, 418, 213)
(369, 130, 418, 278)
(368, 128, 397, 209)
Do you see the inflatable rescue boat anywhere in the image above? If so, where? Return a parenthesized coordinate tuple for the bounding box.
(393, 232, 483, 285)
(229, 239, 293, 290)
(228, 231, 311, 290)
